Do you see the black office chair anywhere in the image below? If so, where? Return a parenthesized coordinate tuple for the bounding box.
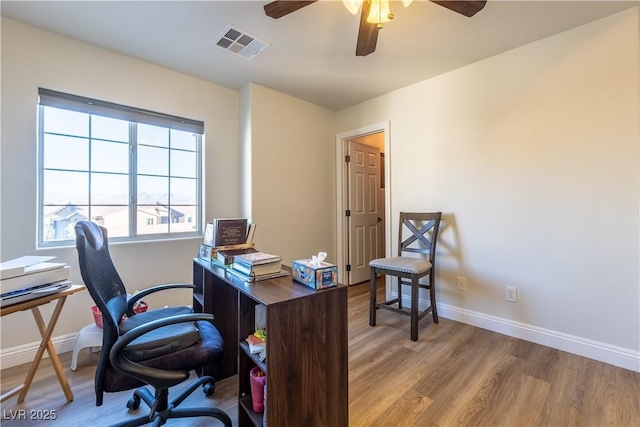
(75, 221, 231, 427)
(369, 212, 442, 341)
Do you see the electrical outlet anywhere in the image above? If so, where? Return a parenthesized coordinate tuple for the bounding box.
(456, 276, 467, 292)
(505, 286, 517, 303)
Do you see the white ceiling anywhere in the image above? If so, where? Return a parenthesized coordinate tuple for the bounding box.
(2, 0, 637, 111)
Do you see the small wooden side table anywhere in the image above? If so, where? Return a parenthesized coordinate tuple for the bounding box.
(1, 284, 85, 403)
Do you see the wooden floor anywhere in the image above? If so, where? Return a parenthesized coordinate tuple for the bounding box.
(2, 281, 639, 426)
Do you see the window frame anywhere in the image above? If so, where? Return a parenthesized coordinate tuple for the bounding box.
(37, 88, 204, 247)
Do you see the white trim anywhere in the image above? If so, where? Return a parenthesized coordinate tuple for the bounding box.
(0, 333, 77, 370)
(335, 121, 391, 285)
(389, 291, 640, 372)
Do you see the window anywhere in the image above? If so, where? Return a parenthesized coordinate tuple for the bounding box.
(38, 89, 203, 246)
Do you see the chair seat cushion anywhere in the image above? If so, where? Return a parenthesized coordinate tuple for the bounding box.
(119, 306, 200, 362)
(103, 319, 225, 392)
(370, 257, 432, 274)
(119, 306, 193, 333)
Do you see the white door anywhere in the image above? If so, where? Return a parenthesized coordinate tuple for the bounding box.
(347, 141, 381, 284)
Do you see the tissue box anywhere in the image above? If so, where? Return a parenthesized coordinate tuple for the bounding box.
(292, 259, 338, 290)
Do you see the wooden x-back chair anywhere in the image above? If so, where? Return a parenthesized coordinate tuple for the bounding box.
(369, 212, 442, 341)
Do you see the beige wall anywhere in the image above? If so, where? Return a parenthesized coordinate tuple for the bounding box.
(1, 7, 638, 371)
(1, 18, 241, 352)
(337, 8, 640, 354)
(244, 83, 337, 265)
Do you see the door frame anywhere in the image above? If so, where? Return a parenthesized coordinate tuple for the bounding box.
(335, 121, 391, 285)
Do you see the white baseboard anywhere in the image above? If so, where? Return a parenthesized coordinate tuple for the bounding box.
(387, 289, 640, 373)
(0, 333, 77, 370)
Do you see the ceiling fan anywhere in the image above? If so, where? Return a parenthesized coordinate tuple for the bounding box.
(263, 0, 487, 56)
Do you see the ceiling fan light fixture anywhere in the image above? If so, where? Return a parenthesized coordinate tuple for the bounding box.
(366, 0, 393, 27)
(264, 0, 487, 58)
(342, 0, 363, 15)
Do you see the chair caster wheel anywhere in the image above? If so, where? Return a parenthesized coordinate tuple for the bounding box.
(203, 380, 215, 397)
(127, 395, 141, 410)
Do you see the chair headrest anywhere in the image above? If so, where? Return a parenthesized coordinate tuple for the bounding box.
(78, 221, 104, 250)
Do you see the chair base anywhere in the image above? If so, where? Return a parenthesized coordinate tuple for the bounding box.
(371, 299, 438, 341)
(111, 376, 231, 427)
(374, 298, 434, 320)
(370, 272, 439, 341)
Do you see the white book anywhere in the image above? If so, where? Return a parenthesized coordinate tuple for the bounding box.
(1, 265, 69, 295)
(247, 339, 266, 354)
(234, 252, 281, 266)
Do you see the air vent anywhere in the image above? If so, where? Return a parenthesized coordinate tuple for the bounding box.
(213, 25, 270, 61)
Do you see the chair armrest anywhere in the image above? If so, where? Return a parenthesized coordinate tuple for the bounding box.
(109, 313, 214, 389)
(127, 284, 195, 317)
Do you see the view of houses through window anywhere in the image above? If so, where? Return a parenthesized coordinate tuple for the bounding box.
(38, 90, 203, 246)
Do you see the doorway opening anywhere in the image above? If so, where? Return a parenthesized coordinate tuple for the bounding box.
(335, 121, 391, 286)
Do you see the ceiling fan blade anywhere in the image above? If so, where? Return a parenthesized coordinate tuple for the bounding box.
(355, 0, 379, 57)
(264, 1, 318, 19)
(429, 0, 487, 17)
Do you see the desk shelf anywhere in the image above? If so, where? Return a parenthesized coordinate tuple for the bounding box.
(239, 341, 266, 373)
(193, 258, 348, 427)
(192, 292, 204, 309)
(238, 395, 263, 426)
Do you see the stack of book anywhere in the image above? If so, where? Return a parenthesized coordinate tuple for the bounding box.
(228, 252, 288, 282)
(246, 329, 266, 362)
(247, 306, 267, 361)
(198, 218, 256, 264)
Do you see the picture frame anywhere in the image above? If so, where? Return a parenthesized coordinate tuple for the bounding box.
(199, 244, 213, 261)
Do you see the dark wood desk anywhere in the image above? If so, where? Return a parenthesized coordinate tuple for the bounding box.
(193, 259, 348, 427)
(1, 284, 85, 403)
